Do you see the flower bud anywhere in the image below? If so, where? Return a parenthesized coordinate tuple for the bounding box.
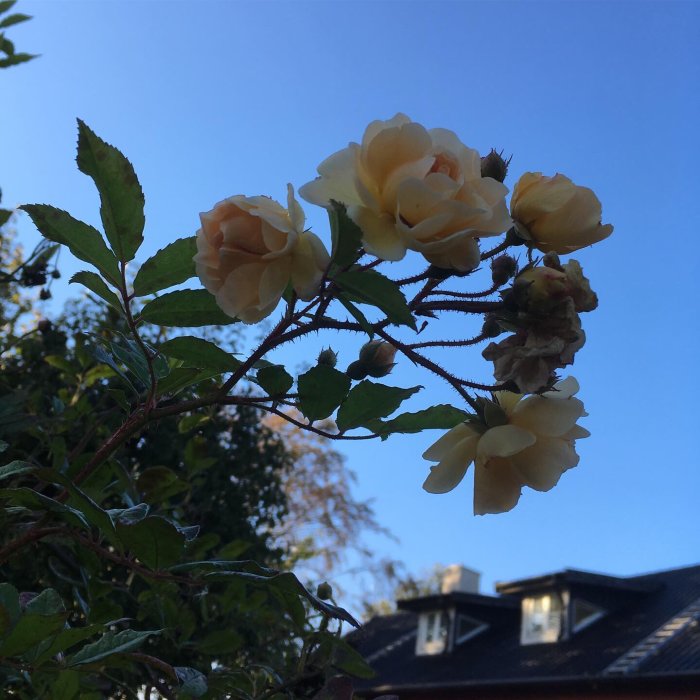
(481, 314, 503, 338)
(359, 340, 397, 378)
(346, 360, 369, 381)
(51, 269, 61, 279)
(480, 149, 510, 183)
(316, 582, 333, 600)
(39, 288, 52, 301)
(317, 347, 338, 368)
(490, 255, 517, 286)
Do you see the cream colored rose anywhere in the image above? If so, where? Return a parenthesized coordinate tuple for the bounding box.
(299, 114, 510, 271)
(422, 377, 589, 515)
(510, 172, 613, 253)
(194, 185, 329, 323)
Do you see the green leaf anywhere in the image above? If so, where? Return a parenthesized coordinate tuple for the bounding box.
(337, 294, 375, 338)
(328, 201, 363, 269)
(76, 119, 144, 262)
(256, 365, 293, 397)
(0, 610, 68, 656)
(0, 2, 17, 15)
(0, 208, 12, 227)
(106, 503, 149, 525)
(68, 629, 160, 666)
(50, 670, 80, 700)
(297, 365, 351, 421)
(0, 487, 89, 529)
(0, 583, 20, 635)
(366, 404, 471, 438)
(0, 12, 31, 29)
(331, 638, 376, 679)
(336, 381, 422, 431)
(175, 667, 208, 697)
(20, 204, 121, 286)
(155, 366, 218, 398)
(160, 335, 241, 373)
(137, 467, 189, 501)
(140, 289, 237, 327)
(133, 236, 198, 296)
(0, 51, 35, 68)
(25, 588, 64, 615)
(70, 271, 122, 311)
(335, 269, 416, 330)
(116, 516, 186, 569)
(35, 468, 115, 538)
(32, 625, 101, 666)
(0, 460, 35, 481)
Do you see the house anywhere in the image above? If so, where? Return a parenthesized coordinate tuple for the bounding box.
(350, 563, 700, 699)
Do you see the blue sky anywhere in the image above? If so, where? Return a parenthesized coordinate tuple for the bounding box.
(3, 1, 699, 609)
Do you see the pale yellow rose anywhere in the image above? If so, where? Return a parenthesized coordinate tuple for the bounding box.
(194, 185, 329, 323)
(510, 172, 613, 253)
(299, 114, 511, 271)
(422, 377, 589, 515)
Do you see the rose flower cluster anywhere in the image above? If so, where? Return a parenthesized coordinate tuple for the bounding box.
(194, 114, 612, 514)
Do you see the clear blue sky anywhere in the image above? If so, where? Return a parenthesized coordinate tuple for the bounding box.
(3, 1, 699, 608)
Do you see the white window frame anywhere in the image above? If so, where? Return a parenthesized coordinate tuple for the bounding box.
(415, 609, 451, 655)
(521, 593, 563, 645)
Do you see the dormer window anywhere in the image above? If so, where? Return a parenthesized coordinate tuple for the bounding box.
(455, 614, 488, 644)
(416, 610, 450, 655)
(571, 598, 605, 633)
(521, 593, 563, 645)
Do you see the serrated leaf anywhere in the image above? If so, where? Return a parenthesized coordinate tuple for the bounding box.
(175, 666, 208, 697)
(35, 468, 115, 538)
(297, 365, 351, 421)
(156, 366, 218, 398)
(328, 201, 363, 269)
(336, 381, 422, 431)
(256, 365, 293, 397)
(0, 487, 89, 529)
(31, 624, 101, 666)
(0, 12, 31, 29)
(0, 610, 68, 656)
(20, 204, 121, 286)
(106, 503, 149, 525)
(0, 460, 35, 481)
(159, 336, 240, 373)
(133, 236, 197, 296)
(337, 294, 374, 338)
(76, 120, 144, 262)
(0, 51, 36, 68)
(25, 588, 64, 615)
(366, 404, 471, 438)
(331, 639, 376, 679)
(334, 269, 416, 330)
(68, 629, 160, 666)
(70, 271, 122, 311)
(140, 289, 237, 327)
(116, 516, 186, 569)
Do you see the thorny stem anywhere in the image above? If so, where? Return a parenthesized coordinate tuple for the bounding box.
(0, 526, 63, 565)
(417, 299, 502, 315)
(429, 282, 501, 299)
(407, 332, 489, 350)
(480, 237, 510, 261)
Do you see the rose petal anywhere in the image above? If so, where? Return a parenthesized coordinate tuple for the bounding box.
(423, 423, 479, 462)
(510, 437, 579, 491)
(473, 457, 523, 515)
(511, 395, 585, 437)
(422, 435, 478, 494)
(349, 206, 407, 261)
(476, 424, 536, 459)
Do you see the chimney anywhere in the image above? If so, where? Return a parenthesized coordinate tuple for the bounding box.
(441, 565, 481, 594)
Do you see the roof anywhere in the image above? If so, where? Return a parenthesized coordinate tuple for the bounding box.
(350, 564, 700, 696)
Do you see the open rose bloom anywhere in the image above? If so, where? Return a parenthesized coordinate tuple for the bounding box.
(299, 113, 511, 271)
(510, 172, 613, 254)
(194, 185, 329, 323)
(422, 377, 589, 515)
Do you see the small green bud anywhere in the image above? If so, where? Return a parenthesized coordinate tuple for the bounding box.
(358, 340, 397, 377)
(317, 347, 338, 368)
(346, 360, 369, 381)
(480, 149, 511, 183)
(39, 288, 52, 301)
(481, 314, 503, 338)
(491, 255, 518, 286)
(316, 582, 333, 600)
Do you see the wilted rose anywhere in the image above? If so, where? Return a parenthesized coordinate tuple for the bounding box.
(300, 114, 510, 271)
(422, 377, 589, 515)
(483, 259, 596, 392)
(194, 185, 329, 323)
(510, 172, 613, 254)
